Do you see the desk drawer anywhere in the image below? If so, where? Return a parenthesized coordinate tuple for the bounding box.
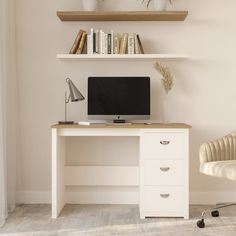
(141, 132, 185, 159)
(143, 160, 185, 186)
(141, 186, 185, 213)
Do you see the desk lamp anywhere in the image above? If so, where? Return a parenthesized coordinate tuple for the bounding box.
(59, 78, 85, 124)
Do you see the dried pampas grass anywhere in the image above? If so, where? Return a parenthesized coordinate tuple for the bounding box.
(154, 62, 174, 94)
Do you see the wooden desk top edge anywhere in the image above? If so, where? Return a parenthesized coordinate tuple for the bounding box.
(51, 123, 192, 129)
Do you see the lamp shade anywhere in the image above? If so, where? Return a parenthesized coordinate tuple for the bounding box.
(66, 78, 85, 102)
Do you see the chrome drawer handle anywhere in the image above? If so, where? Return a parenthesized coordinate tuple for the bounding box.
(160, 167, 170, 172)
(160, 141, 170, 145)
(160, 194, 170, 199)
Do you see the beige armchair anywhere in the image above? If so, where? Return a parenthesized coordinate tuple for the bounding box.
(197, 131, 236, 228)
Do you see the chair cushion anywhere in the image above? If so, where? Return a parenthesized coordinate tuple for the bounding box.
(200, 160, 236, 181)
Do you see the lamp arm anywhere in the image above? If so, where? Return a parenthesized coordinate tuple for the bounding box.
(64, 92, 71, 122)
(65, 93, 71, 104)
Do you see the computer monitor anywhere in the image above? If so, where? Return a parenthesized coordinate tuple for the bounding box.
(88, 76, 150, 123)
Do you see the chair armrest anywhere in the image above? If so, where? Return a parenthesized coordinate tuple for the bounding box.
(200, 133, 236, 164)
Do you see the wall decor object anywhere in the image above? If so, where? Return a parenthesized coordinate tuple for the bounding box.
(58, 78, 85, 124)
(154, 62, 174, 123)
(143, 0, 173, 11)
(82, 0, 98, 11)
(155, 62, 174, 94)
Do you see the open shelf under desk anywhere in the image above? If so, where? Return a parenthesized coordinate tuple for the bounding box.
(65, 166, 139, 186)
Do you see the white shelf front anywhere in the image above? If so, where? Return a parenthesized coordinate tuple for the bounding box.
(57, 54, 188, 61)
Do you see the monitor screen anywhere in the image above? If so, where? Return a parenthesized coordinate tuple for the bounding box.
(88, 77, 150, 121)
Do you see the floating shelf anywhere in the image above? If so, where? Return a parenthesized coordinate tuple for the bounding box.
(57, 54, 188, 61)
(57, 11, 188, 22)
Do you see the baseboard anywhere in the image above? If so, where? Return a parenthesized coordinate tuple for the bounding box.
(190, 192, 236, 205)
(17, 191, 236, 205)
(16, 191, 51, 204)
(17, 188, 138, 205)
(0, 218, 5, 227)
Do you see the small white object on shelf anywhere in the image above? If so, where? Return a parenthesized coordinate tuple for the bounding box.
(57, 54, 188, 61)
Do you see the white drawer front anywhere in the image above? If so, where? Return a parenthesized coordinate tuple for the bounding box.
(143, 160, 185, 186)
(141, 186, 185, 213)
(141, 132, 185, 159)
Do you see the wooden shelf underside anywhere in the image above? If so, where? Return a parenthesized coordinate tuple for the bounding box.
(57, 11, 188, 22)
(57, 54, 188, 61)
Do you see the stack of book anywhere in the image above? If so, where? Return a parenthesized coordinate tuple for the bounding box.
(69, 29, 145, 55)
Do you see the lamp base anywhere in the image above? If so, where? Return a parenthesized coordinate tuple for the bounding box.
(58, 121, 75, 125)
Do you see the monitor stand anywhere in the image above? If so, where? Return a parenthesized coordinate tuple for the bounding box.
(106, 120, 132, 126)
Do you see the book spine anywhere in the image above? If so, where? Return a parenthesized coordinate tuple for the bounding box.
(134, 34, 140, 54)
(100, 31, 104, 54)
(114, 34, 120, 54)
(128, 34, 135, 54)
(137, 34, 145, 54)
(82, 34, 87, 54)
(90, 28, 94, 54)
(111, 30, 114, 54)
(69, 30, 83, 54)
(114, 35, 118, 54)
(119, 33, 128, 54)
(104, 33, 108, 54)
(93, 32, 96, 54)
(108, 33, 112, 54)
(98, 30, 102, 54)
(76, 32, 86, 54)
(102, 31, 106, 54)
(87, 34, 92, 54)
(95, 30, 99, 54)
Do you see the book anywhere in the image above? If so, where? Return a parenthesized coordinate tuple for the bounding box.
(95, 30, 99, 54)
(119, 33, 128, 54)
(69, 30, 84, 54)
(108, 33, 112, 54)
(87, 34, 93, 54)
(102, 31, 106, 54)
(90, 28, 94, 54)
(128, 34, 135, 54)
(76, 32, 87, 54)
(137, 34, 145, 54)
(114, 34, 120, 54)
(134, 34, 140, 54)
(104, 33, 108, 54)
(82, 35, 87, 54)
(93, 32, 96, 53)
(99, 30, 104, 54)
(111, 30, 114, 54)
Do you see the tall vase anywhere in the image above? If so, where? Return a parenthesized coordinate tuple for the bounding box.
(153, 0, 168, 11)
(82, 0, 98, 11)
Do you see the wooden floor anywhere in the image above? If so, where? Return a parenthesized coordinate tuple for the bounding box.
(0, 204, 236, 236)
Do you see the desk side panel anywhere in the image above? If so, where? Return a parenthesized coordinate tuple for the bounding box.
(52, 128, 65, 218)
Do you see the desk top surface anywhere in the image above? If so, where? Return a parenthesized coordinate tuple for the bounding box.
(52, 123, 191, 129)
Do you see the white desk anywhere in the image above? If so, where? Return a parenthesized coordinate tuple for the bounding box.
(51, 123, 191, 219)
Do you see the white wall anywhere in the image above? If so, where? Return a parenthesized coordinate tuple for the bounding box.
(16, 0, 236, 204)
